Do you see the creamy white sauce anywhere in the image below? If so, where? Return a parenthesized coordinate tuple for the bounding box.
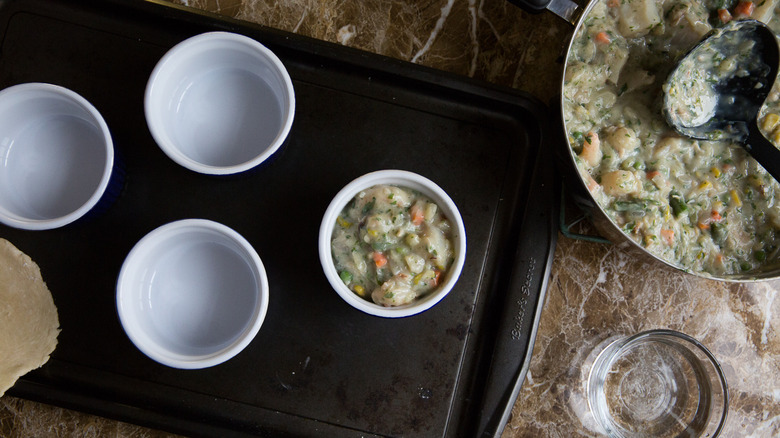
(666, 56, 719, 128)
(330, 185, 454, 306)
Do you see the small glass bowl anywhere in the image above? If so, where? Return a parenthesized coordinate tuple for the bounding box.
(587, 329, 728, 438)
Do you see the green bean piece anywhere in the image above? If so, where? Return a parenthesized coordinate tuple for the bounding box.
(710, 222, 727, 246)
(669, 191, 688, 217)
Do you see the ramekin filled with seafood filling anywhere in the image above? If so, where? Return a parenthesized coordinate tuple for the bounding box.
(319, 170, 466, 317)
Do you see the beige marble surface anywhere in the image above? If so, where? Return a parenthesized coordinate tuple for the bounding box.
(1, 0, 778, 437)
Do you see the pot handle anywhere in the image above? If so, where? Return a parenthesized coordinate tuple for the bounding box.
(507, 0, 581, 24)
(559, 187, 612, 244)
(506, 0, 551, 14)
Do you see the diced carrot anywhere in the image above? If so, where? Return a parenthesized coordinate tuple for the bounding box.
(698, 222, 710, 230)
(711, 210, 722, 222)
(660, 229, 674, 245)
(410, 205, 424, 226)
(646, 170, 660, 179)
(607, 0, 619, 7)
(735, 1, 754, 17)
(718, 8, 732, 23)
(431, 270, 442, 287)
(715, 253, 725, 265)
(372, 252, 387, 268)
(595, 31, 611, 44)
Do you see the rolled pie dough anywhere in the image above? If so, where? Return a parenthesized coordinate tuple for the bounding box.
(0, 238, 60, 396)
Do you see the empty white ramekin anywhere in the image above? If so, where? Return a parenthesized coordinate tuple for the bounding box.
(145, 31, 295, 175)
(0, 83, 115, 230)
(116, 219, 269, 369)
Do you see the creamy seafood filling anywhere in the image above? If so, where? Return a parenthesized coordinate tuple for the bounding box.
(564, 0, 780, 275)
(331, 184, 454, 306)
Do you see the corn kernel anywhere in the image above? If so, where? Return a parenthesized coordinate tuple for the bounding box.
(413, 270, 436, 285)
(773, 129, 780, 146)
(763, 113, 780, 132)
(730, 189, 742, 207)
(710, 167, 721, 177)
(663, 205, 671, 221)
(698, 180, 712, 190)
(354, 285, 365, 296)
(336, 216, 352, 228)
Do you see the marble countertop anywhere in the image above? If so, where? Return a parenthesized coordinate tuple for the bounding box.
(1, 0, 778, 437)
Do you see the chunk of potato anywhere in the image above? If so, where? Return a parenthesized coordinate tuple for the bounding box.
(618, 0, 662, 38)
(652, 136, 685, 160)
(601, 170, 640, 196)
(753, 0, 778, 23)
(604, 126, 640, 158)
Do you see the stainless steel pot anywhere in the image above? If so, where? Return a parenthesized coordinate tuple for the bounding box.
(509, 0, 780, 281)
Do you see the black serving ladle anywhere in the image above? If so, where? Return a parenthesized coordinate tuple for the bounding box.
(663, 19, 780, 182)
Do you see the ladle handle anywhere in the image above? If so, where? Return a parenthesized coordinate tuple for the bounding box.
(745, 121, 780, 183)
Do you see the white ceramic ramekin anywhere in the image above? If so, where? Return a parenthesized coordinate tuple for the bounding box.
(0, 83, 115, 230)
(145, 31, 295, 175)
(319, 170, 466, 318)
(116, 219, 269, 369)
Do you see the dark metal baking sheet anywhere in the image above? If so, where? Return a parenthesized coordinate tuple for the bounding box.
(0, 0, 558, 436)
